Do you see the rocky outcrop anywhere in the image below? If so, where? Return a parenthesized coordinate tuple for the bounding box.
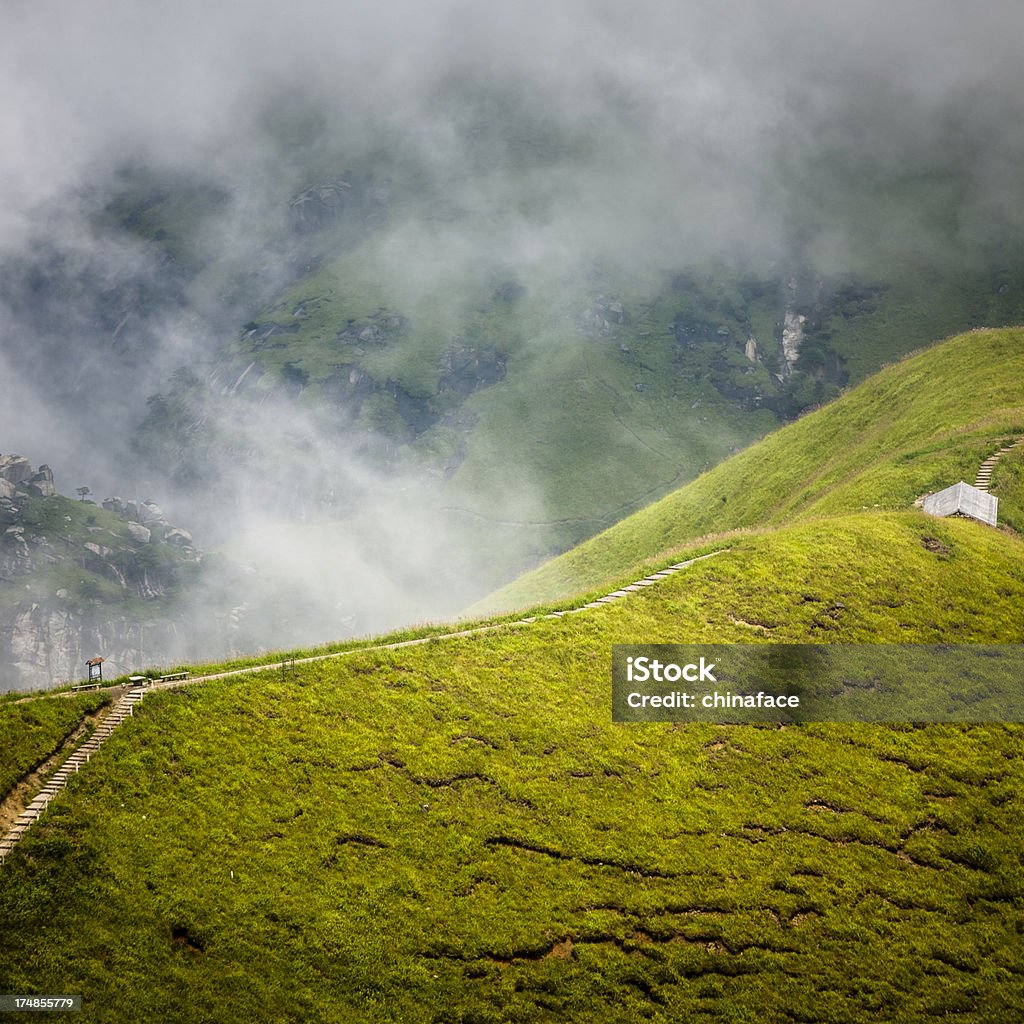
(781, 311, 806, 377)
(335, 311, 409, 349)
(0, 458, 207, 691)
(0, 455, 34, 487)
(578, 296, 627, 338)
(0, 456, 55, 498)
(126, 522, 151, 544)
(438, 345, 506, 397)
(100, 496, 197, 554)
(287, 175, 391, 234)
(289, 178, 352, 232)
(0, 604, 179, 692)
(23, 466, 55, 497)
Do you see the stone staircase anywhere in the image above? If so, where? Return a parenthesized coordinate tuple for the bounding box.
(527, 551, 725, 620)
(974, 438, 1023, 492)
(0, 686, 147, 866)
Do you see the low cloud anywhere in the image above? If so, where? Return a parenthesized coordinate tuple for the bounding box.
(2, 0, 1023, 671)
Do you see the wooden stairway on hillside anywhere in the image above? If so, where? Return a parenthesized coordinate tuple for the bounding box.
(0, 686, 147, 866)
(974, 438, 1023, 492)
(0, 549, 735, 866)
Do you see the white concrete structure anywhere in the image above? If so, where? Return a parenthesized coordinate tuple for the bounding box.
(922, 481, 998, 527)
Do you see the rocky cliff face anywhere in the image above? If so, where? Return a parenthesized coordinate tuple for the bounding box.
(0, 604, 181, 693)
(0, 455, 207, 691)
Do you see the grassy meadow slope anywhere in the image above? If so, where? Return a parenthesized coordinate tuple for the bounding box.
(991, 441, 1024, 533)
(0, 515, 1022, 1021)
(483, 327, 1024, 610)
(1, 328, 1023, 1022)
(0, 691, 110, 801)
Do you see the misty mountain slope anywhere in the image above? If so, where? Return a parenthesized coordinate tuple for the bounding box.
(0, 459, 236, 691)
(116, 157, 1024, 615)
(482, 327, 1024, 612)
(134, 183, 1024, 540)
(8, 0, 1024, 665)
(112, 189, 1024, 646)
(1, 512, 1023, 1022)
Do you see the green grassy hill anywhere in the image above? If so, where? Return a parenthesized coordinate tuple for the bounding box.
(1, 329, 1022, 1022)
(483, 327, 1024, 610)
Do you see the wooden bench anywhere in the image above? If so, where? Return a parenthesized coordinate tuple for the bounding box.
(157, 671, 189, 682)
(71, 682, 101, 692)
